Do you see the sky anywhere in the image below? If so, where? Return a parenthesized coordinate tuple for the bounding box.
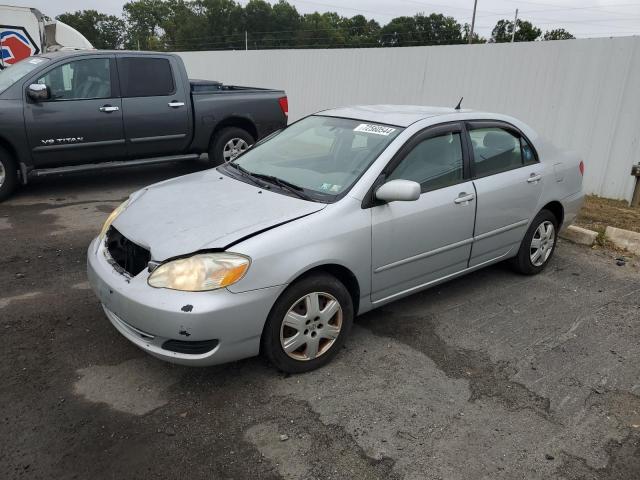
(10, 0, 640, 39)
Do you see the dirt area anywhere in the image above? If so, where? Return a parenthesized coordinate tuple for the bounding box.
(575, 195, 640, 234)
(1, 165, 639, 480)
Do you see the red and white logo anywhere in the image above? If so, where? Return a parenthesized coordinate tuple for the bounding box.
(1, 26, 40, 67)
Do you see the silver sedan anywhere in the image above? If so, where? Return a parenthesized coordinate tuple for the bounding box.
(88, 105, 584, 373)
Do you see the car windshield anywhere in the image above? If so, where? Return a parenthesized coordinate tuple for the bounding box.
(0, 57, 49, 94)
(231, 115, 403, 200)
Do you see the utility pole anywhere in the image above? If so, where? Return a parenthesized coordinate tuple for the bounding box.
(511, 8, 518, 43)
(245, 31, 248, 51)
(469, 0, 478, 44)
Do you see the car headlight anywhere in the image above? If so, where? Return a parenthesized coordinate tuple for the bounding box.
(148, 253, 250, 292)
(98, 199, 129, 240)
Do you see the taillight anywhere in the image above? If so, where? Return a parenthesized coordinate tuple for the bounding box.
(278, 96, 288, 117)
(579, 160, 584, 176)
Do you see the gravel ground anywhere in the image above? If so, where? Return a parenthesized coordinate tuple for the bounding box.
(1, 162, 639, 480)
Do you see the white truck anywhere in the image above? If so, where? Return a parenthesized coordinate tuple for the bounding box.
(1, 4, 93, 68)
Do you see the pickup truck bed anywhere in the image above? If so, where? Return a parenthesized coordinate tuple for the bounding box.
(0, 50, 288, 201)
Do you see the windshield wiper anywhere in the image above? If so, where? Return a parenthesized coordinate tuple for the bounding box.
(249, 173, 314, 201)
(226, 162, 314, 201)
(226, 162, 269, 189)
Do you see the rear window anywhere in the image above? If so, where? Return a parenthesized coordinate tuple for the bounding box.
(118, 57, 175, 97)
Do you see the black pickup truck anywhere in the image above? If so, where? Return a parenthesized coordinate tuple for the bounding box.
(0, 50, 288, 200)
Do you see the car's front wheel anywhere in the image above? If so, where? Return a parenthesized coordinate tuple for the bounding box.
(262, 273, 353, 373)
(0, 147, 18, 202)
(510, 209, 558, 275)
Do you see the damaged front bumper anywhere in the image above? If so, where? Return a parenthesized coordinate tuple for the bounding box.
(87, 237, 284, 366)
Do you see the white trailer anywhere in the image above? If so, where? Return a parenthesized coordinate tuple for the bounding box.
(1, 4, 93, 68)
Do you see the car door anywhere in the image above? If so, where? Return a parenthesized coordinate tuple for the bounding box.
(117, 55, 191, 158)
(370, 123, 476, 304)
(466, 121, 544, 267)
(24, 55, 125, 167)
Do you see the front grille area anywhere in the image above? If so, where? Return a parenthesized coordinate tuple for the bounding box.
(106, 227, 151, 276)
(162, 339, 219, 355)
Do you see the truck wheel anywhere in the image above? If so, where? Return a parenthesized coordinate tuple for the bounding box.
(0, 147, 18, 202)
(509, 209, 558, 275)
(208, 127, 254, 166)
(262, 273, 354, 374)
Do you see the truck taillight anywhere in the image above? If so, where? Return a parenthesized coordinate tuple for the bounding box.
(579, 160, 584, 176)
(278, 97, 288, 117)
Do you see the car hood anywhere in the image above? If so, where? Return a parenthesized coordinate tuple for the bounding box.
(112, 169, 326, 261)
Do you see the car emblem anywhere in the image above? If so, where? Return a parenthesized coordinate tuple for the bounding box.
(0, 26, 40, 68)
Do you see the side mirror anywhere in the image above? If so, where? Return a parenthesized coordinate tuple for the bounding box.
(27, 83, 50, 102)
(375, 179, 421, 203)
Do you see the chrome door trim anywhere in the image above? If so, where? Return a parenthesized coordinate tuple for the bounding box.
(374, 237, 474, 274)
(33, 138, 125, 152)
(129, 133, 187, 144)
(473, 219, 528, 241)
(371, 248, 513, 305)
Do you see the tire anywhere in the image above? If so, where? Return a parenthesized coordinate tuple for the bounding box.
(208, 127, 254, 166)
(0, 147, 18, 202)
(262, 273, 354, 374)
(510, 209, 559, 275)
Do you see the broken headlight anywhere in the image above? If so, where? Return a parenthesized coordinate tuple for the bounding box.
(147, 253, 250, 292)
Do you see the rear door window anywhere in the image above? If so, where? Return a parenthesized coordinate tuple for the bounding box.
(469, 126, 537, 177)
(117, 57, 175, 97)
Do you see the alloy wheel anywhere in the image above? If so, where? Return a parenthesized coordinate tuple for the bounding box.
(222, 138, 250, 162)
(530, 220, 555, 267)
(280, 292, 343, 361)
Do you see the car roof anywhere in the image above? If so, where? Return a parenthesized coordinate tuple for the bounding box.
(317, 104, 483, 127)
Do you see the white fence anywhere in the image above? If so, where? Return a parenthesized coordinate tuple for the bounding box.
(179, 36, 640, 201)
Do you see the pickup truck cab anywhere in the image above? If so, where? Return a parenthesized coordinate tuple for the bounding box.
(0, 50, 288, 200)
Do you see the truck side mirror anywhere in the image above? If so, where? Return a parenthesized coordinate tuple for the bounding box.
(27, 83, 50, 102)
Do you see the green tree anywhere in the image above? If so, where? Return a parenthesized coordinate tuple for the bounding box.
(380, 13, 463, 47)
(462, 23, 486, 44)
(56, 10, 126, 49)
(543, 28, 575, 41)
(491, 18, 542, 43)
(123, 0, 170, 49)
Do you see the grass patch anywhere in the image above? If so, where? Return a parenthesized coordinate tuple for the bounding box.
(575, 195, 640, 234)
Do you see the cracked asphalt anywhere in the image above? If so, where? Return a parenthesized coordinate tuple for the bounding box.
(1, 162, 639, 479)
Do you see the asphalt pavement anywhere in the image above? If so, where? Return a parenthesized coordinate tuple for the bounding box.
(1, 161, 639, 479)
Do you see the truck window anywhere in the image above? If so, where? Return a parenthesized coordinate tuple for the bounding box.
(36, 58, 112, 100)
(0, 57, 50, 94)
(118, 57, 175, 97)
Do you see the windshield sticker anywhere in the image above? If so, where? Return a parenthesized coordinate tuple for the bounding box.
(320, 183, 332, 191)
(354, 124, 396, 136)
(329, 184, 341, 193)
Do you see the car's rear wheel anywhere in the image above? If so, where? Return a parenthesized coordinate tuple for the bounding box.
(510, 209, 558, 275)
(262, 273, 353, 373)
(0, 147, 18, 202)
(208, 127, 254, 166)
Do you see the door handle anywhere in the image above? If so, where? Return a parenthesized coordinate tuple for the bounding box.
(168, 101, 185, 108)
(99, 105, 119, 113)
(527, 173, 542, 183)
(454, 193, 475, 204)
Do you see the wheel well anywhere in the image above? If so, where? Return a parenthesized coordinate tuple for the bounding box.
(211, 117, 258, 145)
(542, 201, 564, 228)
(0, 137, 18, 165)
(297, 264, 361, 315)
